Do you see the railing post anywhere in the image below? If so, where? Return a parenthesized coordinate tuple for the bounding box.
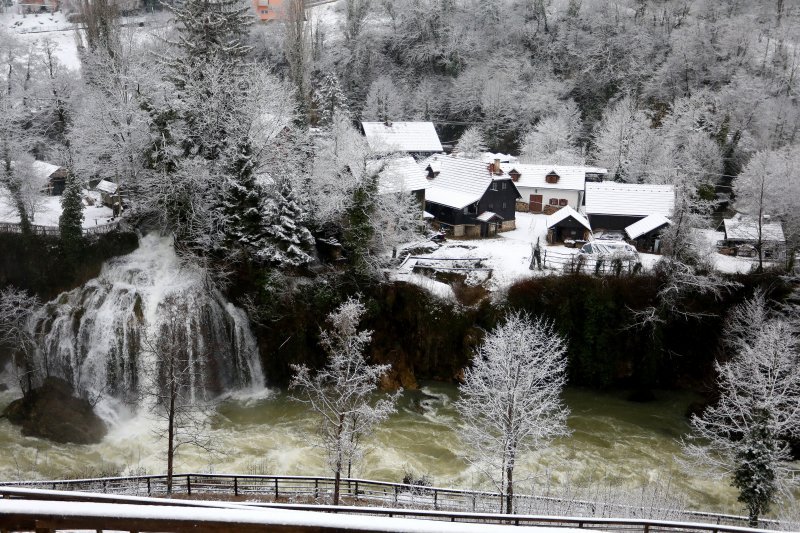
(275, 478, 279, 499)
(186, 475, 191, 496)
(394, 485, 399, 504)
(103, 480, 107, 494)
(234, 477, 238, 497)
(434, 489, 438, 510)
(355, 480, 359, 500)
(314, 479, 319, 499)
(146, 478, 150, 496)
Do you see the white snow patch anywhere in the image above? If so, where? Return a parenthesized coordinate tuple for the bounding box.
(0, 498, 585, 532)
(0, 189, 114, 228)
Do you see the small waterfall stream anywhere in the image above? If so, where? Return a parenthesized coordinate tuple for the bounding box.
(29, 234, 264, 405)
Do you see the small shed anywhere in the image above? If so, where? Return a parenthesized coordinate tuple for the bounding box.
(722, 217, 786, 260)
(95, 180, 120, 208)
(546, 205, 592, 244)
(475, 211, 503, 237)
(625, 214, 671, 254)
(31, 161, 68, 196)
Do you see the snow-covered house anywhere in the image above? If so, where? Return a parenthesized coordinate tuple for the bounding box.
(2, 160, 68, 195)
(361, 121, 443, 156)
(252, 0, 283, 21)
(422, 156, 521, 238)
(546, 205, 592, 244)
(499, 164, 607, 214)
(584, 182, 675, 232)
(722, 216, 786, 260)
(33, 162, 69, 196)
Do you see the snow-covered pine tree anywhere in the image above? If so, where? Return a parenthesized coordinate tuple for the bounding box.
(262, 178, 315, 267)
(218, 144, 268, 255)
(312, 72, 350, 128)
(58, 171, 85, 257)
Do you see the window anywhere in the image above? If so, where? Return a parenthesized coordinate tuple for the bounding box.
(502, 202, 507, 209)
(559, 199, 568, 206)
(502, 182, 508, 190)
(488, 203, 494, 209)
(549, 198, 559, 206)
(491, 182, 498, 191)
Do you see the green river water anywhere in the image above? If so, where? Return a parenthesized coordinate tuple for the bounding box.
(0, 383, 745, 514)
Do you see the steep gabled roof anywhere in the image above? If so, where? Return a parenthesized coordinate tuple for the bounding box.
(723, 218, 785, 243)
(498, 164, 607, 191)
(585, 182, 675, 217)
(362, 121, 443, 153)
(625, 214, 671, 240)
(422, 155, 518, 210)
(546, 205, 592, 232)
(375, 156, 429, 194)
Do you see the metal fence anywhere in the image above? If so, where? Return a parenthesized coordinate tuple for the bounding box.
(0, 473, 779, 530)
(0, 486, 780, 533)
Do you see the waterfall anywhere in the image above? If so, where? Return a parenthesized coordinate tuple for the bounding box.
(29, 234, 265, 405)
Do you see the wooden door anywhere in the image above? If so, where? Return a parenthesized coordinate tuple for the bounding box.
(529, 194, 543, 213)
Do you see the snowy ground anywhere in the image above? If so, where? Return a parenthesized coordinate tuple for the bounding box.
(1, 10, 81, 71)
(0, 189, 114, 228)
(392, 213, 766, 300)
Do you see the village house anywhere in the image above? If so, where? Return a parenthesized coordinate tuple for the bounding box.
(361, 121, 443, 156)
(16, 0, 58, 13)
(721, 216, 786, 261)
(500, 164, 608, 214)
(422, 155, 521, 238)
(584, 182, 675, 233)
(251, 0, 283, 21)
(33, 161, 68, 195)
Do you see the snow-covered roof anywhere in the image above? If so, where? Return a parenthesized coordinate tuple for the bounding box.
(625, 214, 672, 240)
(362, 121, 443, 153)
(499, 164, 607, 192)
(95, 179, 118, 194)
(422, 155, 518, 210)
(375, 156, 429, 194)
(585, 182, 675, 217)
(31, 161, 63, 180)
(476, 211, 502, 222)
(546, 205, 592, 232)
(723, 218, 785, 243)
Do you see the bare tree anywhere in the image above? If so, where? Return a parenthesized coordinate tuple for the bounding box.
(141, 297, 216, 494)
(290, 297, 399, 505)
(0, 287, 40, 396)
(456, 311, 571, 514)
(682, 294, 800, 526)
(454, 126, 487, 159)
(284, 0, 311, 120)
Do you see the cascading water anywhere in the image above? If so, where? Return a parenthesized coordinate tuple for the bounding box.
(28, 233, 264, 407)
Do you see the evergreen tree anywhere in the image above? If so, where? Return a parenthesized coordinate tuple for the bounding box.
(59, 172, 85, 261)
(262, 178, 315, 267)
(312, 72, 350, 128)
(343, 172, 378, 278)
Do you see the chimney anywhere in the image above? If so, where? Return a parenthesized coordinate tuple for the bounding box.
(493, 158, 502, 175)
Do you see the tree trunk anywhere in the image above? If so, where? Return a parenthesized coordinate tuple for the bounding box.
(333, 467, 341, 505)
(506, 465, 514, 515)
(166, 388, 175, 495)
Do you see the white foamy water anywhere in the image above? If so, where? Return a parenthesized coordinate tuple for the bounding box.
(28, 233, 264, 405)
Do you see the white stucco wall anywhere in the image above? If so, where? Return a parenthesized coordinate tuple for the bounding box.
(516, 186, 582, 212)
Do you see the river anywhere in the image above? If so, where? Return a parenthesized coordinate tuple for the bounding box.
(0, 381, 743, 514)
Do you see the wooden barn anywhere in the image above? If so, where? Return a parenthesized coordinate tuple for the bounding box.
(625, 214, 672, 253)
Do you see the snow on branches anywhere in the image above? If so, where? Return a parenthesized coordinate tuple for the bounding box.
(456, 311, 570, 514)
(682, 293, 800, 526)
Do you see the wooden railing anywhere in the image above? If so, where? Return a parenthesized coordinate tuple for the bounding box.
(0, 486, 780, 533)
(542, 249, 641, 275)
(0, 473, 779, 530)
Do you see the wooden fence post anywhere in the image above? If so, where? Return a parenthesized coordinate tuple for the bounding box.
(394, 485, 399, 504)
(186, 475, 191, 496)
(146, 478, 150, 496)
(355, 480, 359, 500)
(274, 478, 279, 499)
(234, 477, 238, 497)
